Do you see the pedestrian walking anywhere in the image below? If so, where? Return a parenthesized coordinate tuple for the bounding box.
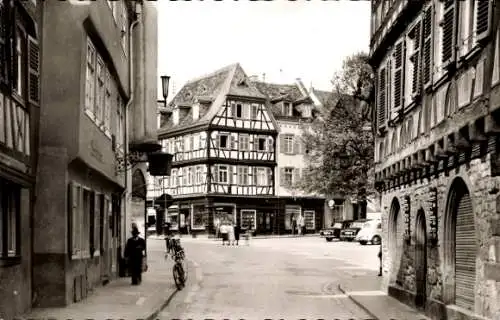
(220, 223, 228, 245)
(297, 214, 304, 236)
(228, 222, 235, 245)
(378, 245, 383, 276)
(234, 224, 241, 246)
(124, 226, 146, 285)
(214, 217, 221, 239)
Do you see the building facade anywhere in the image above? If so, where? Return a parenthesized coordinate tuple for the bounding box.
(32, 0, 158, 311)
(0, 1, 41, 319)
(253, 80, 325, 233)
(372, 0, 500, 319)
(154, 63, 279, 235)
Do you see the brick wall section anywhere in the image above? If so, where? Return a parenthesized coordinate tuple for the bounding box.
(380, 154, 499, 318)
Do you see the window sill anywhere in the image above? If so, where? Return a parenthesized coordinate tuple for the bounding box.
(458, 45, 482, 67)
(0, 255, 21, 267)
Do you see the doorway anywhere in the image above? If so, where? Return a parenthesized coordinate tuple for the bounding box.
(415, 209, 427, 308)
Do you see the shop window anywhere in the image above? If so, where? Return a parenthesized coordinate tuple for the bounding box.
(0, 180, 20, 258)
(240, 209, 256, 230)
(304, 210, 315, 230)
(192, 205, 205, 229)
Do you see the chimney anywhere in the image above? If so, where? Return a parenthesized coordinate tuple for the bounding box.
(262, 73, 266, 82)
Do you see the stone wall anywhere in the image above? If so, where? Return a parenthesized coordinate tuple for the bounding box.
(380, 154, 499, 319)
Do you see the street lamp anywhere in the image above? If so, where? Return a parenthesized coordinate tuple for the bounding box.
(161, 75, 170, 108)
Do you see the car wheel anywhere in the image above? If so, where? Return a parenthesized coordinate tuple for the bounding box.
(371, 235, 381, 245)
(359, 241, 367, 245)
(325, 237, 333, 242)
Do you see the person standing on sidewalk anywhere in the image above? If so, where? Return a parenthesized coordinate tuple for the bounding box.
(228, 221, 235, 245)
(220, 222, 228, 245)
(234, 223, 241, 245)
(124, 226, 146, 285)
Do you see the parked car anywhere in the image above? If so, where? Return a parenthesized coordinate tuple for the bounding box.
(355, 219, 382, 245)
(340, 219, 372, 241)
(320, 220, 353, 242)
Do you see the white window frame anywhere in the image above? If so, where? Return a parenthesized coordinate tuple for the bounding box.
(257, 137, 267, 151)
(171, 169, 178, 187)
(196, 166, 202, 184)
(284, 167, 293, 186)
(238, 166, 249, 185)
(188, 167, 193, 185)
(284, 135, 294, 154)
(85, 39, 96, 119)
(218, 134, 229, 149)
(218, 165, 228, 184)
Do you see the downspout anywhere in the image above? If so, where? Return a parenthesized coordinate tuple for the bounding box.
(121, 8, 141, 256)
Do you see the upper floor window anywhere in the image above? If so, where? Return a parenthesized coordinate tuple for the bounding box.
(218, 165, 228, 184)
(85, 37, 116, 138)
(218, 134, 229, 149)
(283, 102, 293, 116)
(239, 134, 249, 151)
(188, 167, 194, 185)
(196, 166, 203, 184)
(283, 135, 294, 154)
(284, 167, 293, 186)
(0, 4, 40, 107)
(238, 166, 249, 185)
(257, 137, 267, 151)
(257, 167, 267, 186)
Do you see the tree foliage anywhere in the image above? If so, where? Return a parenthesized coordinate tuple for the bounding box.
(294, 52, 375, 199)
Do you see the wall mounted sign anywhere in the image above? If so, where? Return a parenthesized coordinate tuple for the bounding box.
(403, 195, 411, 243)
(428, 187, 438, 245)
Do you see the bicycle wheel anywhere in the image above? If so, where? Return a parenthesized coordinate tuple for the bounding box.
(173, 263, 185, 289)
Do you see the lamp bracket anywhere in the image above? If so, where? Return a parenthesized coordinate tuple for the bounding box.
(115, 150, 149, 174)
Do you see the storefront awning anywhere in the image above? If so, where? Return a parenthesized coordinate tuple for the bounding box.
(154, 193, 173, 209)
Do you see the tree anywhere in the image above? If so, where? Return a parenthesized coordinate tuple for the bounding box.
(294, 52, 375, 201)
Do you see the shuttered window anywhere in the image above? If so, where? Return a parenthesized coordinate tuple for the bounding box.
(393, 41, 404, 109)
(475, 0, 492, 43)
(441, 1, 456, 67)
(410, 21, 421, 96)
(377, 66, 386, 129)
(422, 5, 433, 88)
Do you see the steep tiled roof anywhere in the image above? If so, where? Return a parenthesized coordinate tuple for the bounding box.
(253, 81, 305, 102)
(157, 63, 270, 136)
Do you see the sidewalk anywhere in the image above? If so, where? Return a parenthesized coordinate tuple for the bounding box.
(338, 272, 430, 320)
(19, 250, 180, 320)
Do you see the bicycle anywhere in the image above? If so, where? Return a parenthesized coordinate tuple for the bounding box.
(165, 236, 187, 290)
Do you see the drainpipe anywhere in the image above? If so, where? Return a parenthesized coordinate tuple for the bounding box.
(121, 7, 141, 258)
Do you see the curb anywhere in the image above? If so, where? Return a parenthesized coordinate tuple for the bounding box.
(337, 284, 380, 320)
(145, 288, 179, 320)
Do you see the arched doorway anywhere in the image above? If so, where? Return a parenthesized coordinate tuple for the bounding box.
(388, 197, 403, 284)
(131, 169, 147, 236)
(415, 209, 427, 308)
(444, 177, 476, 311)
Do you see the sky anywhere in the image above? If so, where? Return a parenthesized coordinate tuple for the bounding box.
(156, 0, 371, 101)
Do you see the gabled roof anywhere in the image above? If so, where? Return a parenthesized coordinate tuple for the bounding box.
(157, 63, 269, 136)
(252, 81, 306, 103)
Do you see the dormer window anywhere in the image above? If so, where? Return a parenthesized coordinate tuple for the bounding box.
(283, 102, 293, 116)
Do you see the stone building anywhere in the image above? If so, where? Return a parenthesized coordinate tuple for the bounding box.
(372, 0, 500, 319)
(0, 1, 41, 319)
(32, 0, 158, 311)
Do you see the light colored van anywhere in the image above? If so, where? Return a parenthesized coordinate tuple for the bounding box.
(355, 219, 382, 245)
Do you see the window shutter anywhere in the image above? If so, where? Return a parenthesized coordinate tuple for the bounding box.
(0, 3, 8, 84)
(410, 21, 421, 95)
(228, 166, 233, 184)
(393, 41, 404, 108)
(441, 1, 456, 67)
(253, 167, 257, 185)
(422, 5, 433, 89)
(293, 136, 301, 155)
(280, 134, 285, 153)
(475, 0, 492, 43)
(267, 168, 272, 186)
(267, 137, 274, 152)
(230, 135, 236, 150)
(213, 165, 219, 183)
(293, 168, 300, 185)
(68, 182, 77, 257)
(231, 103, 236, 118)
(377, 67, 386, 128)
(280, 168, 285, 186)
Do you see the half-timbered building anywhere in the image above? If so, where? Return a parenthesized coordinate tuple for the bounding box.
(253, 80, 325, 234)
(371, 0, 500, 318)
(0, 1, 40, 319)
(155, 63, 279, 235)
